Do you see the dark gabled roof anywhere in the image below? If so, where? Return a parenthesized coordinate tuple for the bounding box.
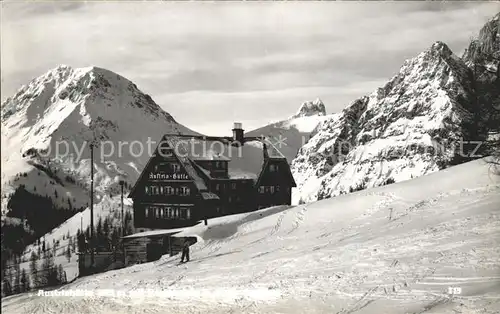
(255, 157, 297, 188)
(162, 135, 286, 183)
(128, 137, 163, 198)
(193, 161, 259, 181)
(128, 136, 209, 198)
(129, 134, 292, 198)
(163, 137, 208, 191)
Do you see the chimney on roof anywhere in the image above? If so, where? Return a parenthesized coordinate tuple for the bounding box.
(232, 122, 244, 146)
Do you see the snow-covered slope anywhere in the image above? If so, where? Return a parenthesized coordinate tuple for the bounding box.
(247, 98, 331, 162)
(16, 195, 134, 284)
(1, 65, 198, 253)
(3, 158, 499, 313)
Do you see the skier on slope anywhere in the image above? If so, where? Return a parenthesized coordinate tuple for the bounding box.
(180, 239, 190, 263)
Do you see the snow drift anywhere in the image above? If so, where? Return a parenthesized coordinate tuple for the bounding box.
(3, 158, 499, 313)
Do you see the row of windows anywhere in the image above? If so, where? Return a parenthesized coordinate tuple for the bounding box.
(152, 161, 279, 176)
(145, 183, 284, 197)
(145, 185, 190, 196)
(213, 182, 240, 191)
(258, 186, 281, 194)
(145, 206, 191, 220)
(211, 184, 284, 195)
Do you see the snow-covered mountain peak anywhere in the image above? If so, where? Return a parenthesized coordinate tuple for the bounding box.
(246, 98, 331, 163)
(1, 65, 177, 128)
(429, 41, 454, 58)
(1, 64, 197, 218)
(291, 98, 326, 119)
(290, 16, 500, 203)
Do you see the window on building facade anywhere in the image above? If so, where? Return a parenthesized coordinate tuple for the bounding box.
(215, 161, 220, 169)
(276, 185, 280, 192)
(270, 186, 275, 194)
(165, 186, 174, 195)
(270, 164, 276, 172)
(145, 207, 149, 218)
(145, 186, 150, 195)
(259, 186, 265, 193)
(171, 163, 181, 172)
(232, 182, 237, 190)
(215, 184, 220, 191)
(162, 149, 173, 157)
(180, 186, 190, 196)
(186, 209, 191, 219)
(158, 163, 170, 172)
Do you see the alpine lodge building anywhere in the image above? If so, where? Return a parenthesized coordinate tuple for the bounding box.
(128, 123, 297, 230)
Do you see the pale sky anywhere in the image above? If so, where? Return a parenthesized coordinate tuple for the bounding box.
(1, 1, 499, 135)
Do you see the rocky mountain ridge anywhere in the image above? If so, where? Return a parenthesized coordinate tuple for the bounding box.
(290, 14, 500, 204)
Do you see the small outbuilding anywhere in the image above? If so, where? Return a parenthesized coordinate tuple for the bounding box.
(121, 228, 196, 266)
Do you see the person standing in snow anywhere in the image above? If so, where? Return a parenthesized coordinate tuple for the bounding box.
(180, 240, 190, 263)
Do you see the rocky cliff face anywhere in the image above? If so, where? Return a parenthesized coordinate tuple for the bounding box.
(462, 12, 500, 137)
(291, 14, 500, 204)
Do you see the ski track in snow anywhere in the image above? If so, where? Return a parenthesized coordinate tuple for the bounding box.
(2, 159, 500, 314)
